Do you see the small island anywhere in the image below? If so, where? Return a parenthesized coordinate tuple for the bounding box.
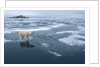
(10, 15, 29, 18)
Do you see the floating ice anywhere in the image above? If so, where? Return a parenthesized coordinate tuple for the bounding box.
(58, 34, 85, 46)
(4, 27, 51, 34)
(29, 37, 33, 40)
(48, 51, 62, 57)
(51, 24, 66, 28)
(4, 29, 13, 33)
(78, 26, 85, 34)
(14, 27, 51, 32)
(4, 38, 22, 43)
(4, 38, 11, 42)
(4, 24, 67, 34)
(42, 43, 50, 48)
(56, 31, 78, 34)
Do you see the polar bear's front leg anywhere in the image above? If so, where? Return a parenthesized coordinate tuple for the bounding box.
(20, 35, 24, 40)
(25, 34, 29, 40)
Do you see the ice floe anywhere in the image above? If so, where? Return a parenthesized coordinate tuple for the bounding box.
(4, 38, 11, 42)
(48, 51, 62, 57)
(42, 43, 50, 48)
(58, 34, 85, 46)
(56, 31, 78, 34)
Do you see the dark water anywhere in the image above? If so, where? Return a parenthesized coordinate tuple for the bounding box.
(4, 17, 85, 64)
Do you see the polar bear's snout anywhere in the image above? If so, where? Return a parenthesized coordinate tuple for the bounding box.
(19, 31, 34, 40)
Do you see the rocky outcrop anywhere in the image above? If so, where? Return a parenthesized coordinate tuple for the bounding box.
(10, 15, 29, 18)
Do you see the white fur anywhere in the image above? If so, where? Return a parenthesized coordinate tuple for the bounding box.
(19, 31, 34, 40)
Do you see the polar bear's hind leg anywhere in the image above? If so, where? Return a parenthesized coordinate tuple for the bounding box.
(19, 32, 24, 40)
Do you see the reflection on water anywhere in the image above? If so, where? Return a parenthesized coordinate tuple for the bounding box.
(20, 41, 34, 48)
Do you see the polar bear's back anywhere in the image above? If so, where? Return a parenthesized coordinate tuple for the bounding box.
(19, 31, 27, 36)
(19, 31, 34, 36)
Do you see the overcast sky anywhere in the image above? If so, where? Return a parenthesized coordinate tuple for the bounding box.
(5, 10, 85, 17)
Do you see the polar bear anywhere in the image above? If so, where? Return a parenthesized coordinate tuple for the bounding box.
(19, 31, 34, 40)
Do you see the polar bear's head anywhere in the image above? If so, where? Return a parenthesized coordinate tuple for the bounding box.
(28, 32, 34, 35)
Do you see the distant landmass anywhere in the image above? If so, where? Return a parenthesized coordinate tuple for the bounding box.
(10, 15, 29, 18)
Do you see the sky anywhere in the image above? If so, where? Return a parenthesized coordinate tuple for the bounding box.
(4, 10, 85, 17)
